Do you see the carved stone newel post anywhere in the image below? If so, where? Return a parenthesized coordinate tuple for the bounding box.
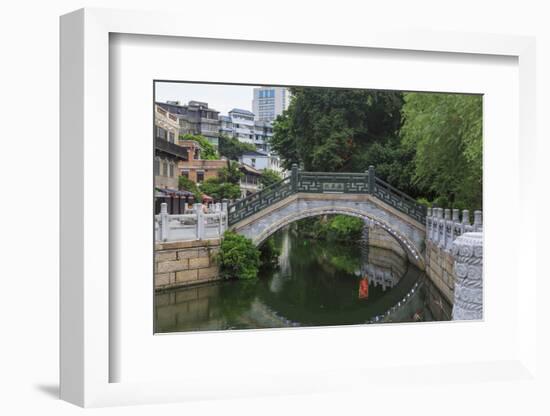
(451, 232, 483, 320)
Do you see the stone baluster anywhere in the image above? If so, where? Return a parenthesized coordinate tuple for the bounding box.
(434, 208, 442, 244)
(159, 202, 169, 242)
(194, 203, 204, 240)
(451, 232, 483, 320)
(291, 163, 299, 192)
(368, 165, 375, 194)
(426, 208, 432, 240)
(222, 200, 228, 232)
(438, 208, 444, 247)
(473, 210, 483, 232)
(448, 208, 461, 250)
(442, 209, 451, 250)
(462, 209, 470, 234)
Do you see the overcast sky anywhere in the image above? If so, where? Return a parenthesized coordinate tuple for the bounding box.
(154, 82, 261, 115)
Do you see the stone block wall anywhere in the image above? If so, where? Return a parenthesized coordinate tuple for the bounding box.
(155, 283, 224, 332)
(425, 240, 455, 304)
(154, 238, 221, 290)
(368, 225, 407, 259)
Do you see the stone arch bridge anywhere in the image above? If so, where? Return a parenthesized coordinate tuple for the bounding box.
(228, 166, 427, 269)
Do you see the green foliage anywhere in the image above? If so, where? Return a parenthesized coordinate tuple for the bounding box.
(295, 215, 364, 243)
(259, 236, 281, 269)
(271, 87, 404, 171)
(260, 169, 282, 188)
(400, 92, 483, 209)
(218, 161, 243, 185)
(200, 178, 241, 200)
(179, 134, 218, 160)
(218, 134, 256, 160)
(271, 86, 482, 211)
(177, 175, 201, 201)
(218, 231, 261, 280)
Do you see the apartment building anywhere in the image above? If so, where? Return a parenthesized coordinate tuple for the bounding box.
(156, 100, 221, 148)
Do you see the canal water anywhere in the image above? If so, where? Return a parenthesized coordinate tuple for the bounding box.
(155, 226, 449, 333)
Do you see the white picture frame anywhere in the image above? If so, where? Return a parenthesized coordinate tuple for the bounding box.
(60, 8, 538, 408)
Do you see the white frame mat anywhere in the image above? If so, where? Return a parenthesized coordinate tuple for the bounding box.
(60, 8, 537, 407)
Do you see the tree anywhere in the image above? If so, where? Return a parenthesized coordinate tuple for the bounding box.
(200, 178, 241, 200)
(218, 134, 256, 160)
(400, 92, 482, 209)
(178, 175, 201, 201)
(179, 134, 218, 160)
(218, 161, 243, 185)
(271, 87, 404, 172)
(259, 169, 282, 188)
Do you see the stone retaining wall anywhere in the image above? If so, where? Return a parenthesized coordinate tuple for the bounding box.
(368, 225, 407, 259)
(425, 240, 455, 304)
(154, 239, 221, 290)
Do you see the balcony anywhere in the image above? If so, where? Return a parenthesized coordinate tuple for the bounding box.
(155, 137, 188, 160)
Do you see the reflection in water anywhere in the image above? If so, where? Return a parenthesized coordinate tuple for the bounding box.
(155, 225, 449, 333)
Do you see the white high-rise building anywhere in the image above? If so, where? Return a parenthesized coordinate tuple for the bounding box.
(252, 87, 290, 122)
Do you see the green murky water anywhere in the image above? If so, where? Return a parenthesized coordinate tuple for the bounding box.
(155, 226, 446, 333)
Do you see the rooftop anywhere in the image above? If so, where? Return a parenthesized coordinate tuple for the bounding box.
(241, 150, 269, 157)
(239, 163, 262, 176)
(229, 108, 255, 117)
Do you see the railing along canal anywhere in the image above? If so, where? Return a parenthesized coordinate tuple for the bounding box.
(155, 202, 228, 242)
(227, 165, 427, 226)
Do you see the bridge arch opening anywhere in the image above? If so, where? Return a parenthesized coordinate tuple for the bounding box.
(249, 207, 425, 270)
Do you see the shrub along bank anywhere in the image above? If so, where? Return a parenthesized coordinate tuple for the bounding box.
(218, 231, 280, 280)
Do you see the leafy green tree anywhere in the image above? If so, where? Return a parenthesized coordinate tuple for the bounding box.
(200, 178, 241, 200)
(271, 87, 404, 172)
(218, 134, 256, 160)
(259, 169, 282, 188)
(400, 92, 482, 209)
(178, 175, 201, 201)
(218, 231, 261, 280)
(179, 134, 218, 160)
(218, 161, 243, 185)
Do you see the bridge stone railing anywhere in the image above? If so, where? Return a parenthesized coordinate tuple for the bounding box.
(426, 207, 483, 251)
(155, 202, 228, 242)
(227, 165, 427, 226)
(425, 207, 483, 320)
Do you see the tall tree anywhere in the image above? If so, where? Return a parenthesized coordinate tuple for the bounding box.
(400, 92, 482, 209)
(271, 87, 404, 172)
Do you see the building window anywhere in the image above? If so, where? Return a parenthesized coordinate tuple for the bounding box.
(196, 171, 204, 183)
(154, 158, 160, 176)
(168, 131, 175, 143)
(156, 126, 167, 140)
(169, 163, 174, 177)
(162, 160, 168, 177)
(251, 158, 256, 167)
(182, 170, 189, 179)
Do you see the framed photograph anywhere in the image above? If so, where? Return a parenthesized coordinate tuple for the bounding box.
(60, 8, 537, 407)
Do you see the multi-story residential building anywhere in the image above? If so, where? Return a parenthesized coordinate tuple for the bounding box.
(228, 108, 256, 145)
(177, 139, 229, 184)
(252, 87, 290, 122)
(157, 100, 221, 148)
(154, 104, 188, 190)
(239, 150, 283, 174)
(219, 113, 273, 152)
(239, 164, 262, 198)
(219, 115, 233, 137)
(253, 120, 273, 152)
